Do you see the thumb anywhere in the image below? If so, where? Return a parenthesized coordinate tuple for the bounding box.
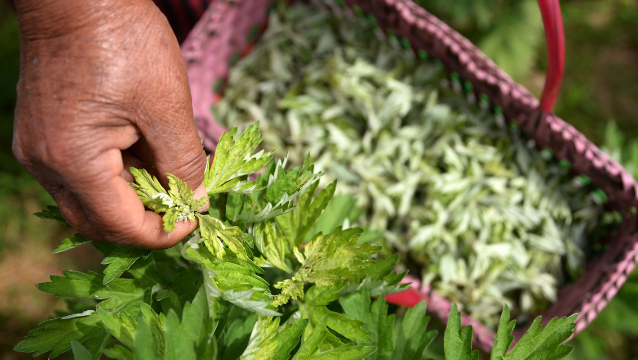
(142, 117, 209, 205)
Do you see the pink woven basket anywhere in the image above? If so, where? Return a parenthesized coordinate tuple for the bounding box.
(181, 0, 638, 352)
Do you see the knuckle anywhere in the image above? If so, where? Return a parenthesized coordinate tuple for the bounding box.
(40, 137, 78, 170)
(165, 149, 206, 186)
(12, 137, 28, 165)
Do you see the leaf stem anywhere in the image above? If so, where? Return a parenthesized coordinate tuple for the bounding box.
(218, 192, 228, 221)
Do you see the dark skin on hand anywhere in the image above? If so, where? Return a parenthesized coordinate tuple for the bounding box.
(12, 0, 209, 249)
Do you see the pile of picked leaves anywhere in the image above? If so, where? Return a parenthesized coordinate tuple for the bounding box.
(16, 125, 578, 360)
(214, 2, 616, 326)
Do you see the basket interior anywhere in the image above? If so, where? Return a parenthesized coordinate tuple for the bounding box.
(181, 0, 638, 352)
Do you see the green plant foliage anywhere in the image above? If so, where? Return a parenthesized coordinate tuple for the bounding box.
(15, 125, 578, 359)
(215, 1, 614, 326)
(415, 0, 543, 80)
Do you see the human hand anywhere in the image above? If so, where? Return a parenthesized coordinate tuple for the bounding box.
(12, 0, 208, 248)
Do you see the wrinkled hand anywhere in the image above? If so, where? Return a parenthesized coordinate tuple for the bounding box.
(12, 0, 208, 248)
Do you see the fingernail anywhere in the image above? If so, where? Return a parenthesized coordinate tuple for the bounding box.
(194, 183, 210, 212)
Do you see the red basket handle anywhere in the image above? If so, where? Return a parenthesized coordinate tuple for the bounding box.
(538, 0, 565, 114)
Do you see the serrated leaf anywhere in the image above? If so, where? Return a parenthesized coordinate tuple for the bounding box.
(205, 123, 274, 194)
(240, 316, 308, 360)
(490, 304, 516, 360)
(294, 314, 380, 360)
(305, 283, 346, 306)
(444, 304, 479, 360)
(130, 168, 205, 233)
(393, 301, 437, 360)
(507, 313, 577, 360)
(101, 246, 151, 285)
(196, 213, 252, 261)
(274, 227, 380, 306)
(103, 345, 133, 360)
(300, 291, 372, 345)
(238, 160, 322, 224)
(52, 233, 91, 254)
(71, 340, 94, 360)
(14, 313, 103, 358)
(165, 288, 216, 360)
(254, 220, 293, 273)
(98, 302, 163, 352)
(32, 205, 70, 227)
(129, 167, 171, 213)
(339, 288, 393, 359)
(202, 264, 280, 316)
(36, 270, 144, 310)
(278, 180, 337, 248)
(306, 194, 359, 243)
(340, 255, 409, 297)
(134, 313, 161, 360)
(163, 207, 179, 233)
(312, 345, 377, 360)
(292, 316, 330, 359)
(216, 307, 258, 360)
(97, 307, 138, 349)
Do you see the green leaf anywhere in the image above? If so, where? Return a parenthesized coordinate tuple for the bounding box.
(130, 168, 206, 233)
(163, 208, 179, 233)
(98, 302, 164, 353)
(393, 301, 437, 360)
(292, 316, 330, 359)
(339, 288, 394, 359)
(202, 264, 279, 316)
(292, 316, 378, 360)
(444, 304, 479, 360)
(52, 233, 91, 253)
(312, 345, 377, 360)
(14, 313, 103, 358)
(102, 345, 133, 360)
(134, 314, 161, 360)
(97, 307, 138, 349)
(196, 213, 252, 262)
(101, 246, 151, 285)
(274, 227, 380, 306)
(183, 230, 277, 316)
(507, 313, 577, 360)
(71, 340, 94, 360)
(32, 205, 70, 227)
(278, 180, 337, 248)
(306, 194, 358, 243)
(205, 123, 273, 194)
(240, 316, 308, 360)
(165, 288, 216, 360)
(490, 304, 516, 360)
(340, 255, 409, 297)
(37, 270, 145, 310)
(156, 289, 181, 307)
(305, 283, 346, 306)
(299, 288, 371, 346)
(216, 307, 258, 360)
(238, 159, 322, 224)
(254, 220, 293, 273)
(129, 167, 171, 213)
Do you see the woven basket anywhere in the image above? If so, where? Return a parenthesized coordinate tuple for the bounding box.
(181, 0, 638, 352)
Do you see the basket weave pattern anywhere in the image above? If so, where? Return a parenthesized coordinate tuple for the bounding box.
(181, 0, 638, 352)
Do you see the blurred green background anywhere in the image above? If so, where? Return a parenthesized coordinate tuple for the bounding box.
(1, 0, 637, 358)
